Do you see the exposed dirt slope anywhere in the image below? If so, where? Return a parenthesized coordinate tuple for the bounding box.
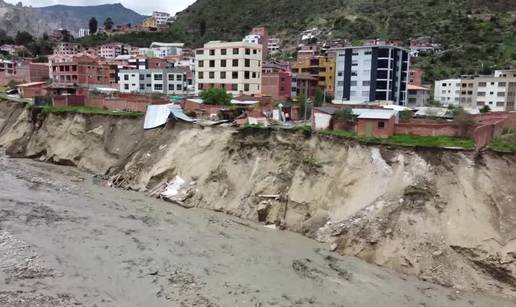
(1, 101, 516, 299)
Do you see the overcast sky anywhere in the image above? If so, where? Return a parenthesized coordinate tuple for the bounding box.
(7, 0, 196, 15)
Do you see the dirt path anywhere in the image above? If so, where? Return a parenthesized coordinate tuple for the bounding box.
(0, 155, 514, 307)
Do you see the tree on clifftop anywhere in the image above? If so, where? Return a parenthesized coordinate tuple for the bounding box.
(104, 17, 114, 31)
(199, 88, 232, 105)
(89, 17, 98, 34)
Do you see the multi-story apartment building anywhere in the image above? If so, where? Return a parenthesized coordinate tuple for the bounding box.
(53, 42, 81, 56)
(435, 71, 516, 111)
(268, 38, 281, 55)
(152, 11, 171, 25)
(118, 68, 188, 95)
(292, 56, 336, 97)
(407, 85, 430, 107)
(261, 63, 292, 101)
(459, 77, 516, 111)
(333, 46, 410, 105)
(50, 54, 116, 88)
(434, 79, 461, 106)
(139, 42, 184, 58)
(409, 68, 424, 87)
(195, 41, 262, 95)
(0, 60, 49, 86)
(97, 43, 128, 59)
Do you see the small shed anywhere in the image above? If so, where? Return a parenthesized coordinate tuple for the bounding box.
(313, 106, 337, 130)
(16, 81, 47, 99)
(354, 109, 398, 138)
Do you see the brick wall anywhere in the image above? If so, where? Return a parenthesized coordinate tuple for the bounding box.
(53, 95, 86, 107)
(394, 122, 460, 137)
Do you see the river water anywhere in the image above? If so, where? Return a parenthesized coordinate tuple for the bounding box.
(0, 155, 514, 306)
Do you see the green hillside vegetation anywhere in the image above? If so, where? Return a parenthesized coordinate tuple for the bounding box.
(77, 0, 516, 83)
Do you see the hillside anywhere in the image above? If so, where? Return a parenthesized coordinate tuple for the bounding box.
(169, 0, 516, 81)
(34, 3, 145, 31)
(0, 1, 145, 36)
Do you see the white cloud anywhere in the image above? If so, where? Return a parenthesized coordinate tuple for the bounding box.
(6, 0, 196, 15)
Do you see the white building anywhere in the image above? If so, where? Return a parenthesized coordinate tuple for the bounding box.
(195, 41, 262, 95)
(243, 34, 261, 45)
(152, 11, 171, 25)
(77, 28, 90, 38)
(97, 43, 127, 59)
(268, 38, 281, 55)
(433, 79, 461, 106)
(139, 42, 184, 58)
(118, 68, 188, 95)
(334, 46, 410, 105)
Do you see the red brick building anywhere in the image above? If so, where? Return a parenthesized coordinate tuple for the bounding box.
(262, 70, 292, 101)
(409, 69, 424, 87)
(0, 60, 49, 86)
(16, 82, 47, 98)
(50, 54, 117, 88)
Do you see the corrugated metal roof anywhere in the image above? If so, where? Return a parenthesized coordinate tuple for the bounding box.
(353, 108, 397, 120)
(144, 103, 194, 129)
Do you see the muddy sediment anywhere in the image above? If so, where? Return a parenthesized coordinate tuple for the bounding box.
(1, 100, 516, 301)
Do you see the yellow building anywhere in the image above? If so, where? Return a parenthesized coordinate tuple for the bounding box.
(291, 56, 335, 97)
(143, 17, 158, 30)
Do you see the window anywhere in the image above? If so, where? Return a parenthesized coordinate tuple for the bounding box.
(209, 60, 215, 68)
(221, 59, 227, 67)
(364, 51, 372, 55)
(497, 101, 504, 107)
(168, 74, 175, 81)
(209, 49, 215, 56)
(337, 81, 344, 86)
(221, 71, 226, 79)
(363, 81, 370, 86)
(198, 83, 204, 90)
(245, 59, 250, 67)
(196, 49, 204, 55)
(146, 74, 151, 78)
(244, 84, 250, 91)
(232, 71, 238, 79)
(378, 121, 385, 129)
(139, 75, 145, 81)
(497, 92, 505, 97)
(124, 74, 129, 81)
(499, 82, 506, 87)
(209, 72, 215, 79)
(231, 84, 238, 91)
(154, 84, 163, 91)
(154, 74, 163, 81)
(478, 92, 486, 97)
(177, 75, 182, 81)
(198, 60, 204, 68)
(177, 84, 182, 91)
(351, 71, 357, 77)
(233, 59, 239, 67)
(350, 81, 357, 86)
(245, 48, 250, 55)
(252, 72, 256, 78)
(124, 84, 129, 90)
(244, 71, 250, 79)
(337, 71, 343, 77)
(233, 48, 239, 55)
(168, 84, 175, 91)
(253, 49, 257, 54)
(478, 82, 487, 87)
(146, 84, 151, 87)
(140, 84, 145, 90)
(198, 72, 204, 79)
(221, 49, 227, 55)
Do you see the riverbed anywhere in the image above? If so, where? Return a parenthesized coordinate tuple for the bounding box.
(0, 155, 514, 307)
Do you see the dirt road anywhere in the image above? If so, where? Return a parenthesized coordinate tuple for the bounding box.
(0, 155, 514, 307)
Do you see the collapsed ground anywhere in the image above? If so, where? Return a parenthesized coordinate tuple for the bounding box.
(1, 101, 516, 302)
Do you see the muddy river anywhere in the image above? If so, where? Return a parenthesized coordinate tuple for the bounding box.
(0, 155, 514, 307)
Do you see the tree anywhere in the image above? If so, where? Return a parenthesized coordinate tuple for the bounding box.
(14, 31, 33, 46)
(479, 105, 491, 113)
(199, 19, 207, 37)
(89, 17, 98, 34)
(453, 107, 475, 137)
(335, 108, 355, 123)
(104, 17, 114, 31)
(399, 110, 413, 121)
(199, 88, 232, 105)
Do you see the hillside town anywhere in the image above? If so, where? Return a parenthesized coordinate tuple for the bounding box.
(2, 2, 516, 307)
(0, 12, 515, 150)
